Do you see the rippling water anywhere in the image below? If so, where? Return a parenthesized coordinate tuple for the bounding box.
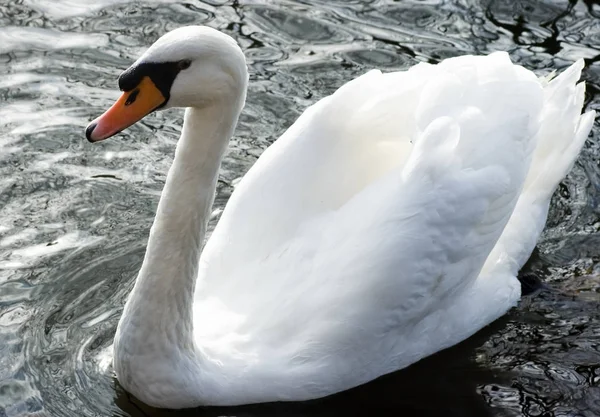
(1, 0, 599, 416)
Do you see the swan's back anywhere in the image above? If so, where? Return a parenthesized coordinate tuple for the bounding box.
(193, 52, 594, 404)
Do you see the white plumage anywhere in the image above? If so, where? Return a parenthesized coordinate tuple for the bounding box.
(100, 26, 595, 408)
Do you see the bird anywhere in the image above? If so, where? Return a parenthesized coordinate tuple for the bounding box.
(85, 25, 595, 409)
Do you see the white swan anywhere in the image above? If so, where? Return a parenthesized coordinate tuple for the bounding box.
(85, 26, 595, 408)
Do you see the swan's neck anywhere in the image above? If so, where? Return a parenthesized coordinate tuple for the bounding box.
(115, 101, 242, 361)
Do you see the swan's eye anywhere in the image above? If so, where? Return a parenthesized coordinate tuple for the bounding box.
(178, 60, 191, 70)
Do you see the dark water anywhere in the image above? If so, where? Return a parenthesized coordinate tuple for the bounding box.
(1, 0, 599, 416)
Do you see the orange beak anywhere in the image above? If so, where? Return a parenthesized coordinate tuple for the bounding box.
(86, 76, 166, 142)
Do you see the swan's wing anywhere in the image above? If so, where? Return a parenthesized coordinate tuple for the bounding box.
(199, 52, 540, 292)
(264, 62, 543, 334)
(196, 52, 544, 335)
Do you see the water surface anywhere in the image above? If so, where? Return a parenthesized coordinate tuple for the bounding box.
(1, 0, 600, 416)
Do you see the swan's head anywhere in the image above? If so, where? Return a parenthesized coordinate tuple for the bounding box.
(86, 26, 248, 142)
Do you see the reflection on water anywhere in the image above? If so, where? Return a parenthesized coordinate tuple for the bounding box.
(0, 0, 599, 416)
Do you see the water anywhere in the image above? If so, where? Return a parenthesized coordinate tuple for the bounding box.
(0, 0, 599, 415)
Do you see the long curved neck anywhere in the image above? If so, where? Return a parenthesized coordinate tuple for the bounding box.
(117, 100, 242, 355)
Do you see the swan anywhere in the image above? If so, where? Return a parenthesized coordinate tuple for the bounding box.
(85, 26, 595, 408)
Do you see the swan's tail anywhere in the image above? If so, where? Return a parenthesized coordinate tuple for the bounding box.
(483, 60, 595, 276)
(525, 60, 595, 200)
